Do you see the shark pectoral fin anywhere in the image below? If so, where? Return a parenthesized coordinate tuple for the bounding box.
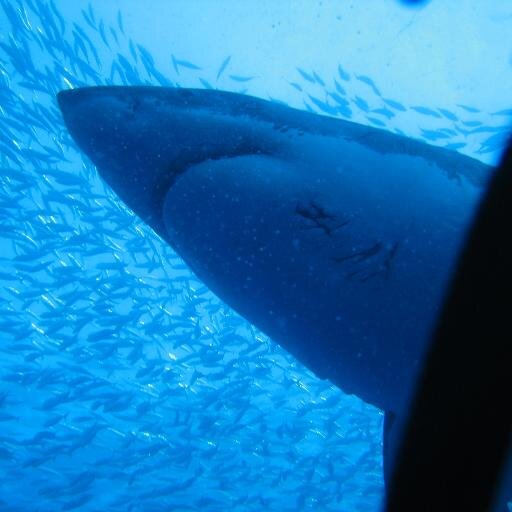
(383, 411, 399, 489)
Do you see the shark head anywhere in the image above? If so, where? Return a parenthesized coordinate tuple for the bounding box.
(58, 86, 281, 238)
(58, 86, 490, 416)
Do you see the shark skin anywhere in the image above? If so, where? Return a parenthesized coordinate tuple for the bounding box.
(57, 86, 492, 478)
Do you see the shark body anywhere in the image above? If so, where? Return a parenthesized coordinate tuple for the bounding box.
(58, 86, 492, 481)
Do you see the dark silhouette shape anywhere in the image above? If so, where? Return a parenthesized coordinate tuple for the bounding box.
(387, 138, 512, 511)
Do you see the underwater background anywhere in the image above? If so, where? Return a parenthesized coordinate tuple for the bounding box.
(0, 1, 510, 511)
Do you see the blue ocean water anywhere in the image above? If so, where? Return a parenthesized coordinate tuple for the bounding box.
(0, 1, 510, 511)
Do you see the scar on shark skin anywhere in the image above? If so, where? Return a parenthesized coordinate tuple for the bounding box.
(331, 240, 401, 282)
(295, 200, 350, 237)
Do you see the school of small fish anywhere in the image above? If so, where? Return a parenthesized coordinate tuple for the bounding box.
(0, 1, 509, 511)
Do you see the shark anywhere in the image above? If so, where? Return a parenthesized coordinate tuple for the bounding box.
(57, 86, 493, 486)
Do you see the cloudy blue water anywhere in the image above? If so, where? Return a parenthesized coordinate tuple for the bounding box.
(0, 1, 511, 511)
